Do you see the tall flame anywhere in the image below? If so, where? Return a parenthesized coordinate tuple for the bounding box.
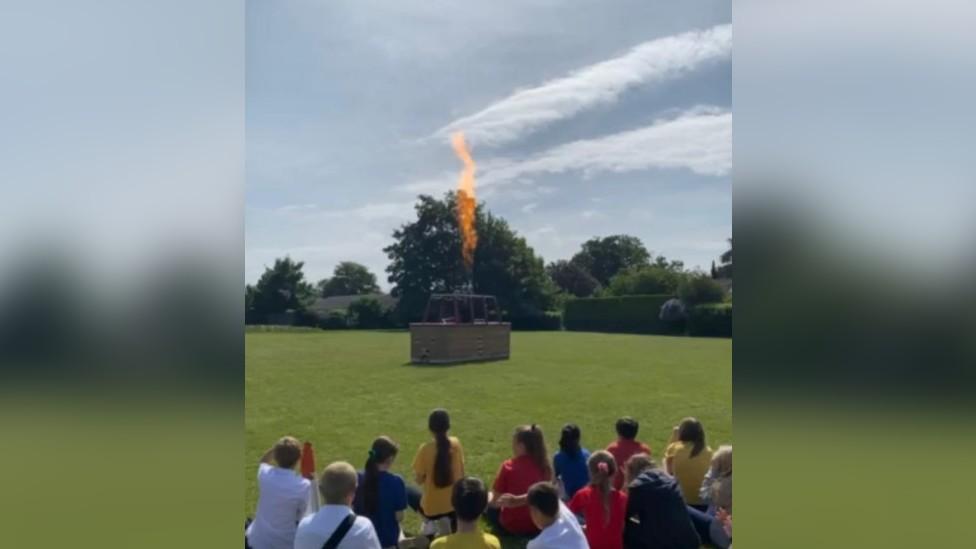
(451, 132, 477, 273)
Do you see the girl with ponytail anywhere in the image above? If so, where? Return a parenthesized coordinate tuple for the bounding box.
(353, 436, 407, 549)
(488, 424, 554, 536)
(410, 409, 465, 534)
(567, 450, 627, 549)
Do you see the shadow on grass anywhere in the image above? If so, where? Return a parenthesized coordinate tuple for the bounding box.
(401, 358, 511, 369)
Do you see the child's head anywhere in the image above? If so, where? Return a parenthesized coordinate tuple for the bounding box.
(428, 408, 451, 435)
(514, 424, 553, 479)
(677, 417, 707, 457)
(711, 445, 732, 477)
(452, 477, 489, 523)
(624, 453, 656, 488)
(318, 461, 358, 505)
(559, 423, 582, 456)
(615, 417, 639, 440)
(273, 436, 302, 469)
(588, 450, 617, 489)
(526, 481, 561, 530)
(362, 436, 399, 515)
(367, 435, 399, 468)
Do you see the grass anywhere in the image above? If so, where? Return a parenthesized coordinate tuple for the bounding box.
(246, 330, 732, 548)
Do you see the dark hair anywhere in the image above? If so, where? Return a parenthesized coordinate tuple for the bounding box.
(429, 409, 454, 488)
(452, 477, 489, 521)
(615, 417, 639, 440)
(362, 436, 399, 516)
(559, 424, 582, 458)
(677, 417, 707, 457)
(515, 424, 553, 480)
(273, 436, 302, 469)
(527, 481, 560, 518)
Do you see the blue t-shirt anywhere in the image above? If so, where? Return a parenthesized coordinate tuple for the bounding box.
(553, 448, 591, 499)
(353, 470, 407, 547)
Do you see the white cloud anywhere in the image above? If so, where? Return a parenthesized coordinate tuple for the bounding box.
(432, 24, 731, 147)
(480, 106, 731, 186)
(521, 202, 538, 214)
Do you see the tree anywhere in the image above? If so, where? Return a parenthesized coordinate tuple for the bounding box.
(714, 238, 732, 279)
(385, 193, 555, 321)
(546, 260, 600, 297)
(570, 235, 651, 287)
(347, 297, 388, 329)
(678, 273, 727, 305)
(249, 257, 315, 319)
(606, 266, 683, 296)
(318, 262, 380, 297)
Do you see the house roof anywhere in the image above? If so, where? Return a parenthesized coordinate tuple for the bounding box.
(309, 293, 398, 314)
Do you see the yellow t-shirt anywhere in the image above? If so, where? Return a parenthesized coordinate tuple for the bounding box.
(430, 531, 501, 549)
(665, 441, 713, 505)
(412, 436, 465, 516)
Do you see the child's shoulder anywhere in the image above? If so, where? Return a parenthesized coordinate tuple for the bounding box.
(483, 532, 502, 547)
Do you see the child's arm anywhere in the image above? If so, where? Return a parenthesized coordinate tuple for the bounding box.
(494, 493, 528, 508)
(258, 445, 275, 465)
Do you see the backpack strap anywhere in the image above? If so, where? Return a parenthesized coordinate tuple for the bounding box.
(321, 513, 357, 549)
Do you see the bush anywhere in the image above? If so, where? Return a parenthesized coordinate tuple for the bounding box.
(678, 274, 727, 306)
(347, 297, 391, 329)
(318, 309, 348, 329)
(607, 266, 681, 296)
(563, 295, 674, 334)
(506, 311, 562, 331)
(687, 303, 732, 337)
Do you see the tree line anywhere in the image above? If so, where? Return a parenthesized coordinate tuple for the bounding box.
(246, 192, 731, 325)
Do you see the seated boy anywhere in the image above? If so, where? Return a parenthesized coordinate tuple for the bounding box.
(525, 482, 588, 549)
(246, 436, 311, 549)
(606, 417, 652, 490)
(294, 461, 381, 549)
(429, 477, 500, 549)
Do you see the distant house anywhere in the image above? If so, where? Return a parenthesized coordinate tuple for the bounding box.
(308, 293, 398, 316)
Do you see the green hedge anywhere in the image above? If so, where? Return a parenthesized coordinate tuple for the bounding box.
(563, 295, 675, 334)
(506, 311, 562, 331)
(687, 303, 732, 337)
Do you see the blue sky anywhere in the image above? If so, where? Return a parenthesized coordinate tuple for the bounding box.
(246, 1, 732, 287)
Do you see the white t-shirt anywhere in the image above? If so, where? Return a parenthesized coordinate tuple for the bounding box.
(527, 502, 589, 549)
(246, 463, 311, 549)
(294, 505, 381, 549)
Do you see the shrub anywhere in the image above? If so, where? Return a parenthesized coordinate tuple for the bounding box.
(678, 274, 727, 306)
(294, 309, 320, 327)
(347, 297, 389, 329)
(563, 295, 674, 334)
(607, 266, 682, 296)
(319, 309, 349, 329)
(507, 311, 562, 331)
(687, 303, 732, 337)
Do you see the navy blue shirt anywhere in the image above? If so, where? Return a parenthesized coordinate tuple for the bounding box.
(553, 448, 591, 499)
(353, 470, 407, 547)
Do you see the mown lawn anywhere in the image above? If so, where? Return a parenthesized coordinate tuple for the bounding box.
(246, 330, 731, 548)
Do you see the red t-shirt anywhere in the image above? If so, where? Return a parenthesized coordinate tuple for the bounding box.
(606, 438, 652, 490)
(492, 455, 548, 535)
(568, 485, 628, 549)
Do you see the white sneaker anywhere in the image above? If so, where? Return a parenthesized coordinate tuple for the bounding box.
(434, 517, 452, 537)
(420, 519, 437, 536)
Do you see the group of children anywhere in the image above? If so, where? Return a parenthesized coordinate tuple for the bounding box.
(246, 410, 732, 549)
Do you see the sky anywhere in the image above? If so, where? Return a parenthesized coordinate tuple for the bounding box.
(246, 0, 732, 288)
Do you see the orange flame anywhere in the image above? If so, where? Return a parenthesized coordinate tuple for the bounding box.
(451, 132, 477, 272)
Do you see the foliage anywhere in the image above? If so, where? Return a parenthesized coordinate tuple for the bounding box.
(319, 309, 349, 329)
(247, 257, 316, 321)
(687, 303, 732, 337)
(563, 295, 675, 334)
(713, 238, 732, 279)
(570, 235, 651, 287)
(318, 262, 380, 297)
(606, 266, 683, 296)
(506, 311, 563, 331)
(678, 273, 727, 306)
(346, 297, 389, 329)
(546, 260, 600, 297)
(245, 330, 733, 542)
(384, 193, 555, 322)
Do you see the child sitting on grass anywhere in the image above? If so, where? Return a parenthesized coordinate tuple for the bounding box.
(354, 436, 407, 549)
(429, 477, 501, 549)
(488, 424, 553, 536)
(411, 409, 466, 535)
(553, 423, 591, 501)
(664, 417, 713, 511)
(525, 482, 588, 549)
(567, 451, 627, 549)
(606, 417, 652, 490)
(247, 436, 311, 549)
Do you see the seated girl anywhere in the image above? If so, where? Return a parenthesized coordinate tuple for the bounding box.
(664, 417, 713, 511)
(410, 409, 465, 535)
(353, 436, 407, 549)
(552, 423, 590, 501)
(567, 450, 627, 549)
(488, 424, 553, 536)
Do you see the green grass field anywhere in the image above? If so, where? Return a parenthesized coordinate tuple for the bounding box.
(246, 330, 731, 547)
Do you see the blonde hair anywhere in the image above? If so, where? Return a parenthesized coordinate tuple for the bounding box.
(709, 445, 732, 510)
(623, 453, 656, 490)
(318, 461, 358, 504)
(711, 445, 732, 477)
(587, 450, 617, 524)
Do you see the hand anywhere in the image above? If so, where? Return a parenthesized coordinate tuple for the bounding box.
(716, 508, 732, 537)
(669, 426, 679, 442)
(496, 494, 517, 508)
